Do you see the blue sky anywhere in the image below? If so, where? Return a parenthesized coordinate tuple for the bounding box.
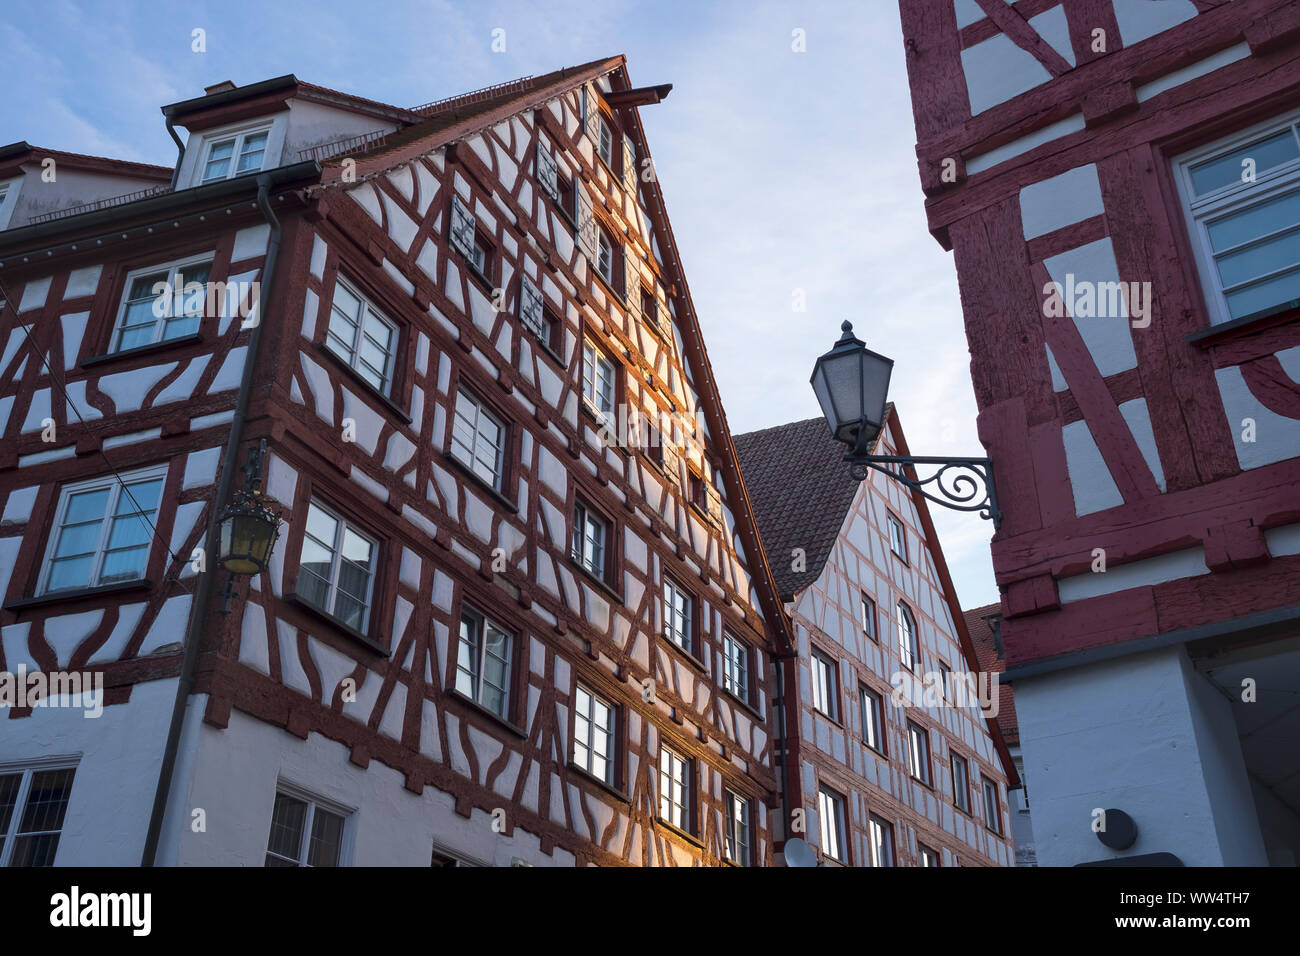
(1, 0, 1001, 609)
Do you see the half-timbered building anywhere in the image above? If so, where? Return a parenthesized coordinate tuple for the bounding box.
(0, 57, 792, 867)
(736, 409, 1017, 867)
(896, 0, 1300, 865)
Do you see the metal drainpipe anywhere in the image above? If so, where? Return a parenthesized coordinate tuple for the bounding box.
(140, 172, 283, 866)
(164, 115, 184, 191)
(773, 648, 794, 861)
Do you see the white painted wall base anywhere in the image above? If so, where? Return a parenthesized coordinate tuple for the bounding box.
(163, 706, 576, 867)
(0, 677, 177, 866)
(1015, 645, 1267, 866)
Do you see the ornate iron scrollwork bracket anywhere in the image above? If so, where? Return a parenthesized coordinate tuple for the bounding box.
(845, 454, 1002, 530)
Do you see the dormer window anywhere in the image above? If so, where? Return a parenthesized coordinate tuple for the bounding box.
(200, 126, 271, 184)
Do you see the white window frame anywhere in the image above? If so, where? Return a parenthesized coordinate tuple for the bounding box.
(582, 338, 616, 418)
(861, 592, 876, 640)
(325, 275, 399, 396)
(110, 251, 215, 353)
(722, 632, 749, 701)
(860, 686, 884, 753)
(811, 650, 838, 720)
(38, 464, 168, 595)
(951, 752, 971, 813)
(597, 116, 614, 168)
(456, 606, 515, 719)
(887, 512, 907, 561)
(817, 786, 846, 863)
(596, 227, 615, 285)
(198, 122, 273, 185)
(0, 757, 79, 867)
(658, 747, 691, 831)
(897, 602, 919, 672)
(1173, 108, 1300, 327)
(573, 684, 615, 785)
(662, 577, 693, 653)
(264, 782, 352, 867)
(572, 500, 608, 580)
(725, 789, 751, 866)
(982, 777, 1003, 834)
(451, 388, 507, 490)
(907, 721, 931, 786)
(297, 500, 379, 633)
(868, 814, 894, 867)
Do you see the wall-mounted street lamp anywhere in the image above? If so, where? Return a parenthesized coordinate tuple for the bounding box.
(216, 439, 282, 610)
(811, 321, 1002, 529)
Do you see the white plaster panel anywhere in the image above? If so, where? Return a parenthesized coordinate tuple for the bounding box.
(1215, 365, 1300, 470)
(1061, 419, 1124, 516)
(1042, 238, 1138, 375)
(1113, 0, 1198, 48)
(1020, 164, 1103, 240)
(961, 33, 1052, 115)
(1118, 398, 1165, 491)
(64, 265, 102, 299)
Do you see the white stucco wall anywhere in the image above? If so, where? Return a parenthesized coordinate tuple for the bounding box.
(0, 677, 177, 866)
(160, 704, 575, 867)
(1015, 645, 1267, 866)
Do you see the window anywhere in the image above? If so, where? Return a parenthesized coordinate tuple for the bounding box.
(449, 194, 492, 279)
(906, 721, 931, 786)
(640, 286, 658, 327)
(535, 142, 560, 203)
(595, 226, 617, 288)
(817, 786, 846, 862)
(572, 500, 608, 580)
(887, 512, 907, 561)
(661, 577, 694, 653)
(725, 790, 751, 866)
(582, 338, 616, 419)
(919, 843, 941, 867)
(897, 602, 919, 672)
(868, 814, 894, 867)
(201, 126, 270, 183)
(951, 753, 970, 813)
(860, 686, 885, 754)
(325, 277, 398, 396)
(298, 501, 378, 633)
(811, 650, 838, 721)
(597, 115, 615, 168)
(264, 789, 347, 867)
(982, 777, 1003, 834)
(687, 469, 708, 512)
(456, 607, 514, 719)
(557, 172, 576, 221)
(430, 846, 479, 867)
(111, 254, 213, 352)
(573, 685, 615, 785)
(39, 466, 165, 594)
(860, 592, 877, 641)
(517, 275, 557, 351)
(0, 763, 77, 866)
(1175, 111, 1300, 325)
(451, 389, 507, 490)
(723, 632, 749, 701)
(658, 747, 691, 832)
(938, 660, 952, 702)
